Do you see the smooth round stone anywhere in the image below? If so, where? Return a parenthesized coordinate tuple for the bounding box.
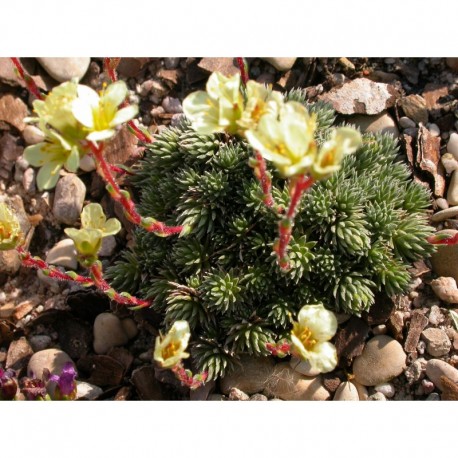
(431, 206, 458, 223)
(27, 349, 74, 380)
(37, 57, 90, 83)
(121, 318, 138, 340)
(368, 392, 387, 401)
(333, 381, 359, 401)
(53, 174, 86, 225)
(421, 328, 451, 357)
(79, 154, 96, 172)
(447, 171, 458, 206)
(162, 96, 183, 114)
(263, 362, 329, 400)
(29, 335, 52, 352)
(220, 355, 275, 395)
(290, 356, 320, 377)
(353, 381, 368, 400)
(435, 198, 449, 210)
(399, 116, 416, 129)
(425, 359, 458, 391)
(430, 277, 458, 303)
(349, 112, 399, 137)
(93, 313, 130, 355)
(45, 238, 78, 270)
(352, 335, 407, 386)
(441, 153, 458, 174)
(263, 57, 297, 72)
(374, 382, 395, 398)
(99, 235, 117, 257)
(447, 133, 458, 159)
(76, 381, 103, 400)
(430, 230, 458, 282)
(23, 125, 45, 145)
(428, 123, 440, 137)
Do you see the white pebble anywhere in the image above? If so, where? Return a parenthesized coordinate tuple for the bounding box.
(374, 382, 395, 398)
(428, 123, 440, 137)
(447, 133, 458, 159)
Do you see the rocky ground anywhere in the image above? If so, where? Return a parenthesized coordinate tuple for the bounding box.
(1, 57, 458, 401)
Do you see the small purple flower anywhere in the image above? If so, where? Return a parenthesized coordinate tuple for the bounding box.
(0, 366, 17, 400)
(48, 362, 77, 400)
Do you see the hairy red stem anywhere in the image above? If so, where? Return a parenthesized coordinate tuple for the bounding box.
(10, 58, 44, 100)
(236, 57, 249, 86)
(89, 262, 151, 309)
(90, 142, 183, 236)
(254, 151, 275, 208)
(103, 57, 153, 143)
(16, 246, 93, 285)
(275, 175, 314, 270)
(171, 362, 208, 390)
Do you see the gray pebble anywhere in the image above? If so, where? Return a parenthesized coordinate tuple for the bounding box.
(29, 335, 52, 352)
(52, 174, 86, 225)
(399, 116, 416, 129)
(162, 97, 183, 114)
(426, 392, 440, 401)
(368, 392, 387, 401)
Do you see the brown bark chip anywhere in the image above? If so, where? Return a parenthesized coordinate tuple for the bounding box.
(404, 310, 429, 353)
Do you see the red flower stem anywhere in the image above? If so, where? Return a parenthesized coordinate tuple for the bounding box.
(89, 142, 183, 236)
(171, 362, 208, 390)
(16, 246, 93, 285)
(275, 175, 314, 270)
(10, 58, 44, 100)
(236, 57, 249, 86)
(427, 233, 458, 245)
(103, 57, 153, 143)
(254, 151, 275, 208)
(89, 262, 151, 309)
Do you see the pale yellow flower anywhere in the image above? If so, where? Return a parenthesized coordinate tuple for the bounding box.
(64, 204, 121, 262)
(72, 81, 138, 142)
(64, 227, 103, 259)
(154, 320, 191, 369)
(183, 72, 244, 135)
(24, 129, 80, 190)
(80, 203, 121, 237)
(290, 304, 338, 374)
(245, 101, 318, 177)
(29, 80, 85, 143)
(237, 80, 284, 131)
(0, 203, 21, 250)
(311, 127, 362, 180)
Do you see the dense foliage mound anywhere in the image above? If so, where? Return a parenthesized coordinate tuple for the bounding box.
(107, 94, 434, 380)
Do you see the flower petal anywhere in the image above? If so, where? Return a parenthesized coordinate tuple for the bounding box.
(64, 145, 80, 173)
(36, 161, 62, 190)
(24, 143, 49, 167)
(81, 203, 106, 230)
(103, 218, 121, 236)
(307, 342, 338, 373)
(86, 129, 116, 142)
(297, 304, 337, 341)
(103, 80, 128, 107)
(72, 98, 95, 128)
(77, 84, 100, 107)
(110, 105, 138, 127)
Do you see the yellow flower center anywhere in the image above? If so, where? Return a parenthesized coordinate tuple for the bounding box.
(163, 341, 179, 360)
(294, 325, 317, 351)
(0, 226, 11, 239)
(321, 150, 336, 168)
